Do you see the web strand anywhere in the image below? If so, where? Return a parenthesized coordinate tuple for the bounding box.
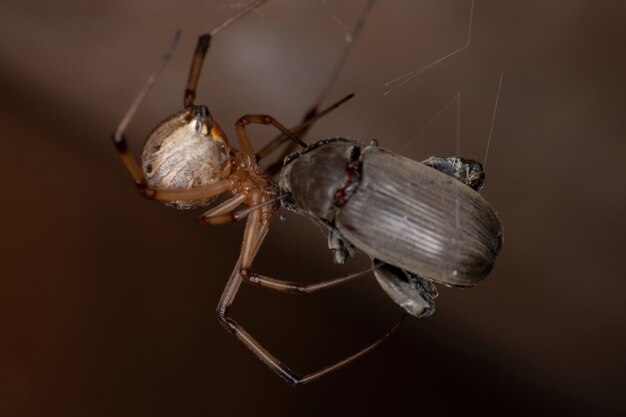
(483, 72, 504, 170)
(384, 0, 475, 96)
(400, 93, 460, 155)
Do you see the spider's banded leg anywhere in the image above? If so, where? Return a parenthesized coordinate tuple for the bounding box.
(218, 272, 406, 385)
(112, 134, 150, 197)
(183, 33, 210, 108)
(241, 268, 372, 294)
(235, 115, 305, 157)
(216, 195, 406, 385)
(258, 0, 376, 173)
(112, 31, 181, 195)
(255, 93, 354, 162)
(184, 0, 270, 108)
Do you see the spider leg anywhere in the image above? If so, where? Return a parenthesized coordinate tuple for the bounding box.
(198, 194, 247, 225)
(112, 31, 181, 196)
(116, 173, 235, 202)
(183, 0, 267, 108)
(258, 0, 377, 174)
(235, 115, 305, 157)
(198, 192, 282, 225)
(216, 192, 405, 385)
(223, 313, 406, 386)
(218, 272, 406, 385)
(242, 268, 372, 294)
(255, 93, 354, 161)
(183, 34, 209, 108)
(184, 0, 270, 108)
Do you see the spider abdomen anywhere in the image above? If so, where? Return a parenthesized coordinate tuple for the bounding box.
(141, 109, 230, 209)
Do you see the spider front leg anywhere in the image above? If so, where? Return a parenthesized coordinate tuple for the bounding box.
(256, 0, 377, 175)
(235, 115, 306, 157)
(255, 93, 354, 169)
(112, 31, 181, 197)
(184, 0, 270, 108)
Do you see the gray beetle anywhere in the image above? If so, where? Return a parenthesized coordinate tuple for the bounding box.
(279, 137, 503, 318)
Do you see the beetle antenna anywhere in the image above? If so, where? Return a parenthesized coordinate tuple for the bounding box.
(400, 92, 459, 155)
(384, 0, 474, 95)
(483, 72, 504, 171)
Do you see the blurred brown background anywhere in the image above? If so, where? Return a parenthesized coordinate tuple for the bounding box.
(0, 0, 624, 415)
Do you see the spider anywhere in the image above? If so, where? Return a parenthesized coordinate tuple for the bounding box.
(112, 0, 390, 385)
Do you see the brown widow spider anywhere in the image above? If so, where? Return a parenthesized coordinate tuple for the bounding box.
(112, 0, 392, 385)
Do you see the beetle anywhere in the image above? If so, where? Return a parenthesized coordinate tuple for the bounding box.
(278, 137, 502, 318)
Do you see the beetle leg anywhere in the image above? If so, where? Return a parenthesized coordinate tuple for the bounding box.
(422, 156, 485, 191)
(372, 259, 437, 318)
(183, 0, 270, 108)
(328, 228, 354, 264)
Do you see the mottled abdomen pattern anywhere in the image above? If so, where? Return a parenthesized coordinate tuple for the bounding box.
(141, 110, 229, 209)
